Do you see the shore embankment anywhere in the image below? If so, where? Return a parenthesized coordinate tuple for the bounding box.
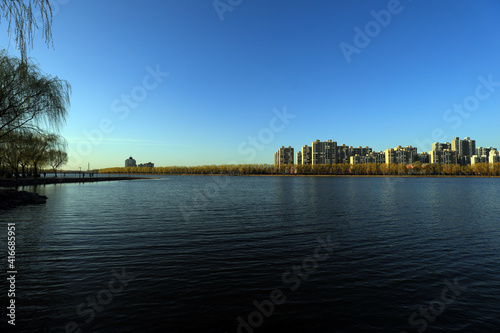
(0, 177, 147, 209)
(0, 176, 146, 188)
(0, 189, 47, 209)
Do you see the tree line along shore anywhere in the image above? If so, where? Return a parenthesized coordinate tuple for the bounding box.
(99, 163, 500, 176)
(0, 50, 70, 179)
(1, 4, 72, 181)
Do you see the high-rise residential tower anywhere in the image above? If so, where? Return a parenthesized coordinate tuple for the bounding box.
(274, 146, 294, 166)
(312, 140, 337, 165)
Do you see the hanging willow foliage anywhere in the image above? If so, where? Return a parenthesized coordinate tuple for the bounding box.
(0, 0, 53, 62)
(0, 50, 71, 140)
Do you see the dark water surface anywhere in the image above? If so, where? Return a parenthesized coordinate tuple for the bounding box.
(1, 176, 500, 332)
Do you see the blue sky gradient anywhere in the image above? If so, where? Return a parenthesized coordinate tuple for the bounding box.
(1, 0, 500, 169)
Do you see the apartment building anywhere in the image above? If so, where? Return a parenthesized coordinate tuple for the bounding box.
(476, 147, 492, 158)
(274, 146, 294, 166)
(442, 149, 458, 164)
(471, 155, 488, 165)
(338, 144, 373, 164)
(385, 146, 418, 164)
(312, 140, 337, 165)
(296, 151, 302, 165)
(418, 152, 430, 164)
(490, 149, 500, 164)
(350, 151, 385, 164)
(451, 137, 476, 165)
(296, 145, 312, 165)
(430, 142, 458, 164)
(275, 136, 493, 166)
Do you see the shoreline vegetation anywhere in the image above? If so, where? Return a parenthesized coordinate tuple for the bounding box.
(2, 166, 499, 210)
(99, 163, 500, 177)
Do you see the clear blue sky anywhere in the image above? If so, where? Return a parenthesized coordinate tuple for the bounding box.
(1, 0, 500, 169)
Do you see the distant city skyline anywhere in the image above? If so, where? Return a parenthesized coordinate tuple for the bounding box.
(1, 1, 499, 169)
(275, 136, 499, 167)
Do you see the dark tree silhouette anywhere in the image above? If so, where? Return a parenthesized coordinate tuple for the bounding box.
(0, 0, 53, 62)
(0, 50, 71, 140)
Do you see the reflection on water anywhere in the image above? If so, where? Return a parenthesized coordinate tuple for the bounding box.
(1, 176, 500, 332)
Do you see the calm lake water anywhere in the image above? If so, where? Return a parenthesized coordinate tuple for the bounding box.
(1, 176, 500, 332)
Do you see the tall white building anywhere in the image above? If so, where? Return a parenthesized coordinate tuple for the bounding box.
(125, 156, 137, 167)
(489, 149, 500, 164)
